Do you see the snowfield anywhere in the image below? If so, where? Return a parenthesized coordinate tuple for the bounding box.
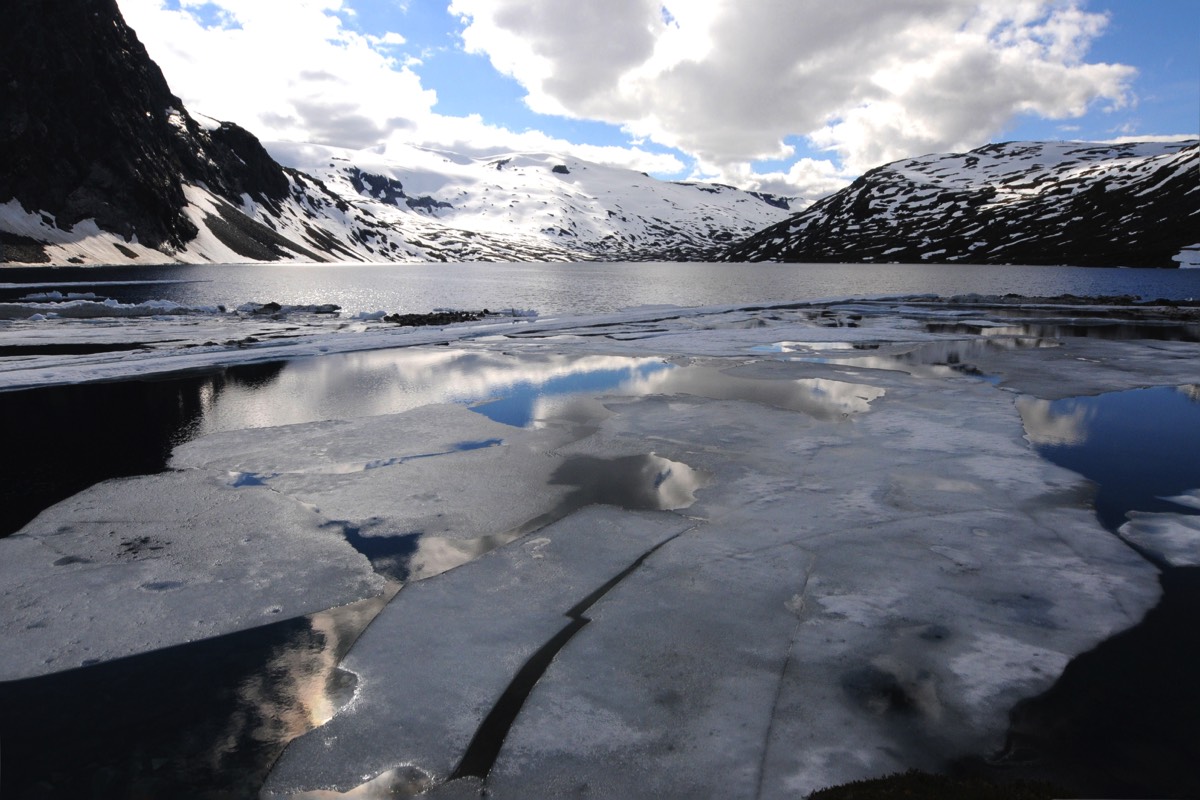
(1, 295, 1198, 797)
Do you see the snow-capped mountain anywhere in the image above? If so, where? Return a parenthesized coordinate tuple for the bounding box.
(723, 140, 1200, 268)
(265, 141, 793, 262)
(0, 0, 791, 266)
(0, 138, 794, 265)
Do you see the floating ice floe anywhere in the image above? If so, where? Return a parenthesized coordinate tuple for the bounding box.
(1119, 503, 1200, 567)
(0, 471, 385, 681)
(0, 297, 227, 320)
(263, 346, 1158, 798)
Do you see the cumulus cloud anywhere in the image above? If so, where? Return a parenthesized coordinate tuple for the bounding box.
(452, 0, 1135, 178)
(117, 0, 1136, 197)
(117, 0, 682, 175)
(716, 159, 853, 200)
(393, 114, 686, 175)
(119, 0, 436, 149)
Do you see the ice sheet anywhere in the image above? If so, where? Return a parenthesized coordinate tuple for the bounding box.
(1119, 508, 1200, 567)
(485, 384, 1156, 798)
(2, 294, 1195, 796)
(262, 353, 1158, 798)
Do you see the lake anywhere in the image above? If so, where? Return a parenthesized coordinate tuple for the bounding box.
(2, 262, 1199, 798)
(2, 261, 1199, 315)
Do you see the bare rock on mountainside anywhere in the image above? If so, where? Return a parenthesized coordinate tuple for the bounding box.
(0, 0, 290, 253)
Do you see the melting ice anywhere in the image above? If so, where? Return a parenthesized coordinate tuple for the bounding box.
(2, 297, 1197, 798)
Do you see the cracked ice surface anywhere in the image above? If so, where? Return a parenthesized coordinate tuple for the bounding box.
(482, 375, 1156, 798)
(264, 353, 1163, 796)
(263, 507, 699, 795)
(2, 297, 1196, 795)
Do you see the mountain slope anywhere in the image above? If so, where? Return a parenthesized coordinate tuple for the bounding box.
(0, 0, 790, 266)
(0, 0, 299, 259)
(723, 140, 1200, 268)
(267, 142, 793, 262)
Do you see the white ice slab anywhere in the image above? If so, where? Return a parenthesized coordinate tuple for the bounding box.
(261, 358, 1158, 798)
(0, 472, 385, 681)
(1, 296, 1190, 797)
(488, 520, 812, 799)
(482, 382, 1157, 798)
(1120, 509, 1200, 567)
(173, 403, 584, 554)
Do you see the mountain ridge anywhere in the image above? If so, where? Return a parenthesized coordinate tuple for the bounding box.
(722, 139, 1199, 268)
(265, 141, 794, 263)
(1, 0, 1194, 268)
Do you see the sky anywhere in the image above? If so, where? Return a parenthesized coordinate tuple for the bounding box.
(116, 0, 1198, 200)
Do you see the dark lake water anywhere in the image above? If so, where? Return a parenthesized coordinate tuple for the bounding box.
(2, 261, 1198, 315)
(1027, 387, 1200, 534)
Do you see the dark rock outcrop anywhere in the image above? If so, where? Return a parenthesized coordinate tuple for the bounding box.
(349, 167, 407, 205)
(0, 0, 290, 252)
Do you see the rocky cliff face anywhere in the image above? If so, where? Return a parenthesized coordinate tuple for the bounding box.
(723, 140, 1200, 268)
(0, 0, 291, 254)
(0, 0, 792, 266)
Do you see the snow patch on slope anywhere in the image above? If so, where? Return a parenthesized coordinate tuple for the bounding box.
(269, 141, 794, 261)
(0, 200, 167, 264)
(726, 140, 1200, 268)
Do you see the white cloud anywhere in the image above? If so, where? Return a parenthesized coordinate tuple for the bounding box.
(116, 0, 682, 177)
(392, 114, 686, 175)
(1100, 134, 1198, 144)
(451, 0, 1136, 177)
(119, 0, 434, 149)
(117, 0, 1139, 198)
(735, 159, 854, 202)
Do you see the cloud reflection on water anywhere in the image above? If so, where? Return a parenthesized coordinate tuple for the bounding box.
(188, 348, 887, 440)
(192, 350, 673, 436)
(1017, 385, 1200, 532)
(210, 588, 399, 775)
(1016, 396, 1093, 446)
(387, 453, 709, 583)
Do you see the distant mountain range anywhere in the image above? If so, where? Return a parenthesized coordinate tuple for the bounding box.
(724, 139, 1199, 268)
(1, 0, 1195, 268)
(258, 141, 794, 262)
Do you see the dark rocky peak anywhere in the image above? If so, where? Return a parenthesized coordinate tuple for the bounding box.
(0, 0, 289, 251)
(201, 121, 290, 208)
(747, 191, 792, 211)
(1, 0, 194, 248)
(348, 167, 407, 205)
